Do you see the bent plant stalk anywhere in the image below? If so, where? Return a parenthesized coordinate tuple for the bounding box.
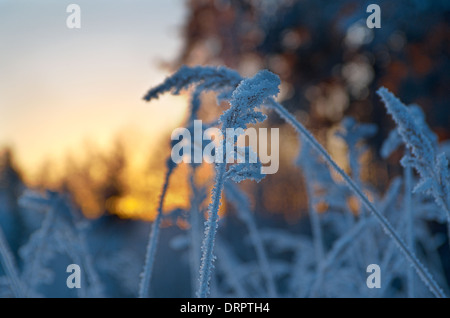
(267, 99, 446, 298)
(143, 66, 446, 297)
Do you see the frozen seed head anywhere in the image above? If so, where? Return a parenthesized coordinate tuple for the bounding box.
(220, 70, 280, 130)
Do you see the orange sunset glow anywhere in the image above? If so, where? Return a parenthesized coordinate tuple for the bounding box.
(0, 1, 193, 219)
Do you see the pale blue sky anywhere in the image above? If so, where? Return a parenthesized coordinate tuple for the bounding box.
(0, 1, 187, 174)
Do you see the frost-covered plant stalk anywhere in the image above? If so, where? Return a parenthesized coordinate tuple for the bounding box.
(143, 67, 279, 298)
(144, 65, 445, 298)
(335, 117, 377, 186)
(214, 239, 247, 297)
(380, 102, 437, 298)
(0, 225, 24, 298)
(18, 191, 104, 298)
(309, 177, 402, 297)
(225, 182, 277, 297)
(378, 87, 450, 223)
(198, 70, 279, 298)
(187, 169, 206, 294)
(143, 65, 242, 106)
(264, 97, 445, 298)
(139, 158, 176, 298)
(404, 152, 415, 298)
(296, 139, 326, 266)
(18, 203, 55, 297)
(379, 89, 450, 297)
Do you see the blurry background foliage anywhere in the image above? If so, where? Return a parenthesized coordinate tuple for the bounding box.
(1, 0, 449, 220)
(173, 0, 450, 219)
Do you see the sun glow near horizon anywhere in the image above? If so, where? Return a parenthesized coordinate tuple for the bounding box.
(0, 1, 194, 219)
(0, 0, 187, 179)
